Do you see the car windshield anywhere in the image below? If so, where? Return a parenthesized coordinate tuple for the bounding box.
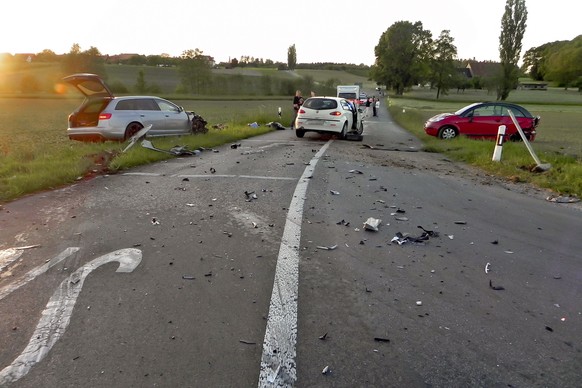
(303, 98, 338, 110)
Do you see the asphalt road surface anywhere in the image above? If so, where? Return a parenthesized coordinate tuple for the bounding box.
(1, 104, 581, 387)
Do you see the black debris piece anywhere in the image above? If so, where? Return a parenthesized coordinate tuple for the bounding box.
(489, 280, 505, 291)
(374, 337, 390, 343)
(239, 340, 256, 345)
(319, 332, 328, 340)
(545, 326, 554, 332)
(231, 143, 241, 149)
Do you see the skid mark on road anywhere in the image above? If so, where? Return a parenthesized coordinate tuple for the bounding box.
(258, 140, 332, 387)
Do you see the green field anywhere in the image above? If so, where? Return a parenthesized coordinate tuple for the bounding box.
(0, 64, 580, 203)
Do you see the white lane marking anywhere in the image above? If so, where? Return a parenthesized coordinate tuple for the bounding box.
(258, 140, 332, 387)
(0, 247, 80, 301)
(0, 248, 142, 386)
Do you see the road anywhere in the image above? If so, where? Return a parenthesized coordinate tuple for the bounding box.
(1, 104, 581, 387)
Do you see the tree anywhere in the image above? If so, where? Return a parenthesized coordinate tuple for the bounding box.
(498, 0, 527, 100)
(287, 44, 297, 70)
(372, 21, 433, 95)
(430, 30, 458, 99)
(61, 44, 106, 77)
(178, 49, 212, 94)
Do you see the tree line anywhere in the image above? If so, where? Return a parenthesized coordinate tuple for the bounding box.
(371, 0, 533, 100)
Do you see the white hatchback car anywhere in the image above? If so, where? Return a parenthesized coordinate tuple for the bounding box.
(63, 73, 194, 142)
(294, 96, 363, 139)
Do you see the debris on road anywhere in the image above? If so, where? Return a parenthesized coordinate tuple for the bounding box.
(416, 301, 423, 306)
(390, 226, 439, 245)
(363, 217, 382, 231)
(330, 190, 340, 195)
(239, 339, 256, 345)
(546, 194, 580, 203)
(140, 139, 201, 156)
(336, 219, 351, 227)
(182, 275, 195, 280)
(245, 191, 258, 202)
(485, 263, 491, 274)
(266, 121, 287, 130)
(230, 143, 241, 149)
(373, 337, 390, 343)
(317, 245, 338, 250)
(349, 169, 364, 174)
(322, 366, 330, 375)
(319, 332, 328, 340)
(489, 280, 505, 291)
(151, 217, 160, 225)
(454, 221, 467, 225)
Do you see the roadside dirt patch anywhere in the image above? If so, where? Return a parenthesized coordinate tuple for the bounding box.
(81, 150, 119, 180)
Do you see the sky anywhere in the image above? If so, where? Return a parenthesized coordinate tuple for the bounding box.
(1, 0, 580, 65)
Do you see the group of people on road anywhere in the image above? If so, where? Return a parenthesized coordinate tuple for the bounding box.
(364, 96, 380, 118)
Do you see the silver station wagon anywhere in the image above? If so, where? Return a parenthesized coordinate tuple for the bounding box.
(63, 73, 194, 142)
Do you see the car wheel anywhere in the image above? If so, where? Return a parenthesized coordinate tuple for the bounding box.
(438, 126, 458, 140)
(357, 121, 364, 135)
(296, 130, 305, 138)
(340, 122, 348, 140)
(124, 122, 144, 140)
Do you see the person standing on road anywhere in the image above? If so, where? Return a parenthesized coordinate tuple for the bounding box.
(365, 97, 372, 118)
(291, 90, 303, 129)
(372, 96, 378, 117)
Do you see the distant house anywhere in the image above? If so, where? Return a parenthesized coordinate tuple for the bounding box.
(106, 53, 141, 64)
(465, 60, 502, 79)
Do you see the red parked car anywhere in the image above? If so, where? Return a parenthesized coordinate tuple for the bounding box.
(424, 102, 541, 141)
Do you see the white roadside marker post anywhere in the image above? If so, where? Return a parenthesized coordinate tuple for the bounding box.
(492, 125, 506, 162)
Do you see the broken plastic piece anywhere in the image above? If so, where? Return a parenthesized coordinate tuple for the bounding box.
(363, 217, 382, 231)
(319, 332, 328, 340)
(330, 190, 340, 195)
(485, 263, 491, 274)
(316, 245, 338, 250)
(182, 275, 195, 280)
(373, 337, 390, 342)
(489, 279, 505, 290)
(122, 124, 152, 152)
(322, 366, 330, 375)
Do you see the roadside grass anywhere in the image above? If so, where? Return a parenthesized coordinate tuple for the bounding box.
(388, 96, 582, 196)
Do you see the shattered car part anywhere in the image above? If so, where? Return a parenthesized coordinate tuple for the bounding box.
(122, 124, 153, 152)
(141, 139, 200, 156)
(363, 217, 382, 231)
(266, 121, 287, 130)
(317, 245, 338, 250)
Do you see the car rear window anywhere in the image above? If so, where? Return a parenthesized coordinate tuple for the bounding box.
(303, 98, 338, 110)
(115, 98, 160, 111)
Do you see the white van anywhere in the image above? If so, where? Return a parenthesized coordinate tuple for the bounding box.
(337, 85, 361, 106)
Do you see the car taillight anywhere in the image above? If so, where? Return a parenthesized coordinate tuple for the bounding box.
(99, 113, 112, 120)
(298, 109, 306, 114)
(329, 111, 342, 116)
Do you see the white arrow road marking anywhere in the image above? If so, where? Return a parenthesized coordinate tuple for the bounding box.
(258, 140, 332, 387)
(0, 247, 80, 301)
(0, 248, 142, 386)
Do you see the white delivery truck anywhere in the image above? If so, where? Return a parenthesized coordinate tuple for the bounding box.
(337, 85, 360, 106)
